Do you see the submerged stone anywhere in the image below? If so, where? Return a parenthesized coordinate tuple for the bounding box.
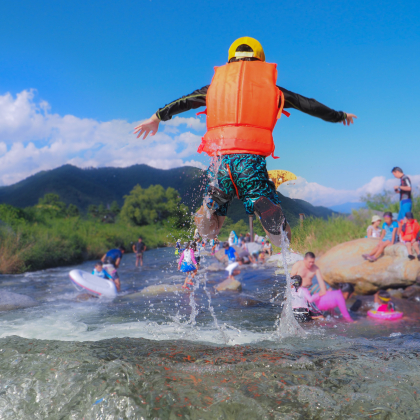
(215, 278, 242, 292)
(121, 284, 189, 299)
(0, 291, 38, 311)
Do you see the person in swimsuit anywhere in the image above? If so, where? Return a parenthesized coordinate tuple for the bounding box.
(392, 167, 412, 221)
(133, 37, 356, 248)
(290, 252, 328, 294)
(132, 237, 147, 267)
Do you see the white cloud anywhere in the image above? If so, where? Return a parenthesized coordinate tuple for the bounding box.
(279, 175, 420, 207)
(0, 90, 207, 185)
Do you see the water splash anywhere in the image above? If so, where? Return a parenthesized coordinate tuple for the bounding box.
(276, 229, 306, 338)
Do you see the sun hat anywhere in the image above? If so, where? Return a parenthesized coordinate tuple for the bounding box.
(371, 215, 381, 223)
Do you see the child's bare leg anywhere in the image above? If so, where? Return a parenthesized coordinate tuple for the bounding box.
(413, 241, 420, 255)
(373, 242, 389, 259)
(406, 242, 413, 255)
(194, 204, 225, 240)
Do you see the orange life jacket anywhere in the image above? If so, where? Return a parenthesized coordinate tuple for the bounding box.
(401, 219, 420, 242)
(197, 61, 288, 158)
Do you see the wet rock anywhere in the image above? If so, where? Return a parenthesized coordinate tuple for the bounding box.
(215, 278, 242, 292)
(387, 288, 405, 299)
(76, 293, 99, 301)
(200, 250, 212, 257)
(402, 285, 420, 300)
(0, 291, 38, 311)
(121, 284, 189, 299)
(206, 262, 225, 272)
(317, 238, 420, 294)
(268, 252, 303, 267)
(236, 294, 265, 306)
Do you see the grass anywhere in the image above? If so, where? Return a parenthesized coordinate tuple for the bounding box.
(0, 218, 185, 274)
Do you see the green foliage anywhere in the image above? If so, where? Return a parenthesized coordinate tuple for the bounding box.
(37, 193, 67, 218)
(0, 204, 27, 226)
(360, 191, 399, 213)
(88, 205, 98, 218)
(289, 216, 365, 256)
(110, 201, 120, 215)
(67, 204, 80, 217)
(121, 184, 189, 227)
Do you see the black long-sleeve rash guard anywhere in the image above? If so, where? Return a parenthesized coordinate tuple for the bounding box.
(156, 85, 347, 123)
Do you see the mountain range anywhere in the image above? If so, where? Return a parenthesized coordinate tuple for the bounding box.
(0, 164, 335, 226)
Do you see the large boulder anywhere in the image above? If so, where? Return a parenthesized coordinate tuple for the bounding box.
(0, 291, 38, 311)
(215, 278, 242, 292)
(267, 251, 303, 267)
(317, 238, 420, 294)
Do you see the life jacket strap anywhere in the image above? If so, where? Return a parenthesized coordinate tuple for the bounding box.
(227, 164, 240, 199)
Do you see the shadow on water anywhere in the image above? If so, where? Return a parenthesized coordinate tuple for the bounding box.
(1, 247, 420, 418)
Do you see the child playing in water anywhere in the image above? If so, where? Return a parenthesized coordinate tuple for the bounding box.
(374, 290, 395, 312)
(92, 262, 112, 280)
(291, 275, 354, 323)
(178, 242, 198, 288)
(92, 261, 120, 292)
(224, 242, 236, 263)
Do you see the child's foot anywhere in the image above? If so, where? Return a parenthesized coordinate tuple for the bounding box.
(362, 254, 370, 260)
(367, 256, 377, 262)
(408, 255, 416, 260)
(253, 197, 285, 235)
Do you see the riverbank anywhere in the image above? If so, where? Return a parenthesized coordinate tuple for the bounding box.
(0, 218, 185, 274)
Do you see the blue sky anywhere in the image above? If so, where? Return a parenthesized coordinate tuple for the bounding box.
(0, 0, 419, 205)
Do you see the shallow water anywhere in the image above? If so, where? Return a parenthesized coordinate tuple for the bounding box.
(1, 248, 420, 418)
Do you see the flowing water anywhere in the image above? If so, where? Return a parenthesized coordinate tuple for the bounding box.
(1, 247, 420, 419)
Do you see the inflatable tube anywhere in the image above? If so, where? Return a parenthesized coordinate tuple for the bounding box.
(367, 310, 403, 321)
(69, 269, 117, 298)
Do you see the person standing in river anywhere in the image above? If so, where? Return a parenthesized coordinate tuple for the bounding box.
(133, 37, 357, 247)
(132, 237, 147, 267)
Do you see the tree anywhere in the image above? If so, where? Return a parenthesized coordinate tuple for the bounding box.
(36, 193, 66, 218)
(67, 204, 80, 217)
(121, 184, 189, 227)
(360, 191, 399, 213)
(98, 203, 106, 218)
(88, 205, 98, 218)
(110, 201, 120, 215)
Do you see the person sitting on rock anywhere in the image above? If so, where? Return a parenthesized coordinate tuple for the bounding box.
(367, 215, 382, 238)
(362, 212, 398, 262)
(263, 240, 273, 257)
(399, 211, 420, 260)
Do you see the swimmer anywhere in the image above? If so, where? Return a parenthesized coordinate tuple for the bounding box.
(290, 275, 354, 323)
(374, 290, 395, 312)
(291, 252, 328, 295)
(178, 242, 198, 288)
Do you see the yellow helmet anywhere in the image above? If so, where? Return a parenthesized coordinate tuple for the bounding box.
(228, 37, 265, 62)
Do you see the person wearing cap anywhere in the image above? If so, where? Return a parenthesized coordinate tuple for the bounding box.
(363, 212, 398, 262)
(392, 167, 412, 221)
(399, 211, 420, 260)
(134, 37, 357, 247)
(367, 215, 382, 238)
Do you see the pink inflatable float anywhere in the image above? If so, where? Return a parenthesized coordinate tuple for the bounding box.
(367, 310, 403, 321)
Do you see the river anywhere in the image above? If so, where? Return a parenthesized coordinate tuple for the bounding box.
(0, 247, 420, 418)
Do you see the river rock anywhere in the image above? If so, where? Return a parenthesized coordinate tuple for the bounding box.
(215, 278, 242, 292)
(402, 285, 420, 301)
(206, 262, 225, 272)
(267, 252, 303, 267)
(121, 284, 189, 299)
(0, 291, 38, 311)
(200, 250, 212, 257)
(317, 238, 420, 294)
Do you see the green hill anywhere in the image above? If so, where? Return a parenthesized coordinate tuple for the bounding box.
(0, 164, 334, 226)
